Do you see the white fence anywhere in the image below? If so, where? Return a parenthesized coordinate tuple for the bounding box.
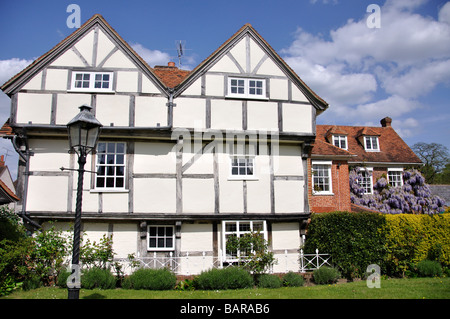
(115, 249, 331, 275)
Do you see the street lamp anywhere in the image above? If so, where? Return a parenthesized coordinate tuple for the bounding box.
(66, 104, 102, 299)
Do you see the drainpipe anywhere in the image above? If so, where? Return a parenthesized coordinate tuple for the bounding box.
(167, 88, 175, 128)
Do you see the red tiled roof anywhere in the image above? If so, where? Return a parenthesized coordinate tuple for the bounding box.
(0, 179, 19, 203)
(152, 66, 191, 88)
(314, 124, 422, 164)
(0, 119, 13, 137)
(311, 139, 355, 158)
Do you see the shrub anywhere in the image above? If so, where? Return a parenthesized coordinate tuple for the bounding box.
(313, 266, 340, 285)
(122, 268, 176, 290)
(22, 274, 42, 291)
(305, 211, 386, 280)
(282, 272, 304, 287)
(56, 269, 71, 288)
(415, 260, 443, 277)
(194, 267, 253, 290)
(81, 267, 116, 289)
(256, 274, 282, 288)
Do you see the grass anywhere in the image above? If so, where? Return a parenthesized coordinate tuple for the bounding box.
(2, 277, 450, 299)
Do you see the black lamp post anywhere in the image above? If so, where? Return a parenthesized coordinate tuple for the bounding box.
(66, 104, 102, 299)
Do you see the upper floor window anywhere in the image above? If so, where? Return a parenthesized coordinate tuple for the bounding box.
(312, 161, 333, 195)
(364, 136, 380, 152)
(227, 77, 266, 99)
(388, 168, 403, 187)
(71, 72, 113, 92)
(332, 135, 347, 150)
(95, 142, 126, 190)
(230, 156, 254, 178)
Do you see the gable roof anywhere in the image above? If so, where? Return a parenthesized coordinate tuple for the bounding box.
(173, 23, 328, 114)
(314, 123, 422, 165)
(1, 14, 168, 96)
(153, 65, 191, 88)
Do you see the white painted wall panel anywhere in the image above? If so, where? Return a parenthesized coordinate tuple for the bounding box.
(113, 223, 138, 258)
(16, 93, 52, 124)
(247, 101, 278, 131)
(273, 145, 303, 176)
(134, 178, 176, 213)
(282, 103, 312, 133)
(205, 74, 224, 96)
(134, 96, 167, 127)
(74, 30, 95, 66)
(116, 71, 138, 92)
(250, 39, 266, 73)
(102, 192, 128, 213)
(29, 139, 70, 171)
(56, 93, 91, 125)
(45, 69, 68, 91)
(271, 222, 300, 250)
(180, 223, 213, 252)
(134, 142, 176, 174)
(210, 99, 242, 130)
(102, 50, 136, 69)
(172, 98, 205, 128)
(96, 94, 129, 126)
(183, 178, 214, 213)
(27, 176, 68, 211)
(22, 71, 42, 90)
(270, 78, 289, 101)
(50, 49, 86, 67)
(274, 180, 304, 213)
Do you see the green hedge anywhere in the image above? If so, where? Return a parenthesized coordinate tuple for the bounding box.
(194, 267, 253, 290)
(304, 211, 386, 279)
(304, 212, 450, 279)
(122, 268, 176, 290)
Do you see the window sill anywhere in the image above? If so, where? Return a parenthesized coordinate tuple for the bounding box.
(225, 95, 269, 101)
(228, 176, 259, 181)
(90, 189, 129, 193)
(312, 192, 335, 196)
(68, 89, 115, 94)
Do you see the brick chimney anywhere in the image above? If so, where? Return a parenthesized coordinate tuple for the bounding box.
(380, 117, 392, 127)
(0, 155, 4, 167)
(168, 62, 176, 67)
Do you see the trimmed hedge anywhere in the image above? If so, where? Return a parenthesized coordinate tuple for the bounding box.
(122, 268, 176, 290)
(194, 267, 253, 290)
(304, 211, 386, 279)
(305, 212, 450, 279)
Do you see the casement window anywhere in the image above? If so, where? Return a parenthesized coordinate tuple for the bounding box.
(332, 135, 348, 150)
(364, 136, 380, 152)
(227, 77, 266, 99)
(359, 167, 373, 194)
(95, 142, 126, 190)
(388, 168, 403, 187)
(71, 72, 113, 92)
(147, 225, 175, 251)
(222, 221, 267, 261)
(230, 156, 254, 177)
(312, 161, 333, 195)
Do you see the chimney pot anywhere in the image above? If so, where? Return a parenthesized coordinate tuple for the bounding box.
(381, 117, 392, 127)
(168, 62, 176, 67)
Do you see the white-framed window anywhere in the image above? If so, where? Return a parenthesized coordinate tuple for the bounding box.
(95, 142, 126, 190)
(332, 135, 348, 150)
(364, 136, 380, 152)
(147, 225, 175, 251)
(359, 167, 373, 194)
(388, 168, 403, 187)
(230, 156, 254, 178)
(227, 77, 266, 99)
(222, 220, 267, 261)
(312, 161, 333, 195)
(71, 71, 114, 92)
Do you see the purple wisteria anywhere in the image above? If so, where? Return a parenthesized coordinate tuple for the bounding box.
(350, 168, 445, 214)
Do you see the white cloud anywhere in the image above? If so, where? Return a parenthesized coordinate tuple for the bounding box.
(131, 43, 172, 67)
(282, 0, 450, 140)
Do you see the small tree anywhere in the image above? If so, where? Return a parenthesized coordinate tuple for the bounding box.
(225, 231, 276, 277)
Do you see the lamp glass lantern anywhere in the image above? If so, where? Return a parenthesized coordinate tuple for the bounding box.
(67, 104, 103, 156)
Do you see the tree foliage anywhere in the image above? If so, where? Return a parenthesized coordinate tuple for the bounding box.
(350, 168, 445, 214)
(412, 142, 449, 184)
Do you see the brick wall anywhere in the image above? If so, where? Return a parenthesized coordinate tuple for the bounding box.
(309, 159, 351, 213)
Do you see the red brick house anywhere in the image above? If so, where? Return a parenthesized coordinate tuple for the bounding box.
(309, 117, 423, 213)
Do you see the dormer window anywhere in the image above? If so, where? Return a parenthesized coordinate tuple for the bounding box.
(364, 136, 379, 152)
(332, 135, 347, 150)
(227, 77, 266, 99)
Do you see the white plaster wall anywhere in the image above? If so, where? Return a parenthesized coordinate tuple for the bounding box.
(273, 145, 303, 176)
(209, 55, 241, 73)
(96, 94, 129, 126)
(113, 223, 138, 258)
(250, 39, 266, 72)
(134, 178, 176, 213)
(134, 142, 176, 174)
(256, 58, 285, 77)
(270, 78, 289, 101)
(96, 29, 116, 64)
(180, 223, 213, 252)
(272, 222, 300, 250)
(28, 139, 70, 171)
(22, 71, 42, 90)
(141, 75, 161, 94)
(291, 85, 309, 103)
(74, 29, 94, 66)
(27, 176, 68, 211)
(102, 50, 136, 69)
(83, 222, 109, 243)
(56, 93, 91, 125)
(16, 93, 52, 124)
(205, 74, 224, 96)
(102, 192, 129, 213)
(282, 103, 312, 133)
(45, 69, 69, 91)
(229, 37, 247, 71)
(116, 71, 138, 92)
(134, 96, 167, 127)
(247, 101, 278, 131)
(180, 78, 201, 96)
(182, 178, 214, 213)
(50, 49, 86, 67)
(172, 98, 205, 128)
(210, 99, 242, 130)
(274, 180, 304, 213)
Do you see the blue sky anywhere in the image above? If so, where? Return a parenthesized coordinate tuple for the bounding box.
(1, 0, 450, 178)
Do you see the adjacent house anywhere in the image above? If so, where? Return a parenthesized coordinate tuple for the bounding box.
(0, 155, 19, 206)
(309, 117, 423, 213)
(0, 15, 328, 274)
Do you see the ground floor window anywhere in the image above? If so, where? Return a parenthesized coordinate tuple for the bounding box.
(147, 225, 175, 251)
(222, 220, 267, 261)
(388, 168, 403, 187)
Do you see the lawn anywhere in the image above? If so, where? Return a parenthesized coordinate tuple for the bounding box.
(2, 277, 450, 299)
